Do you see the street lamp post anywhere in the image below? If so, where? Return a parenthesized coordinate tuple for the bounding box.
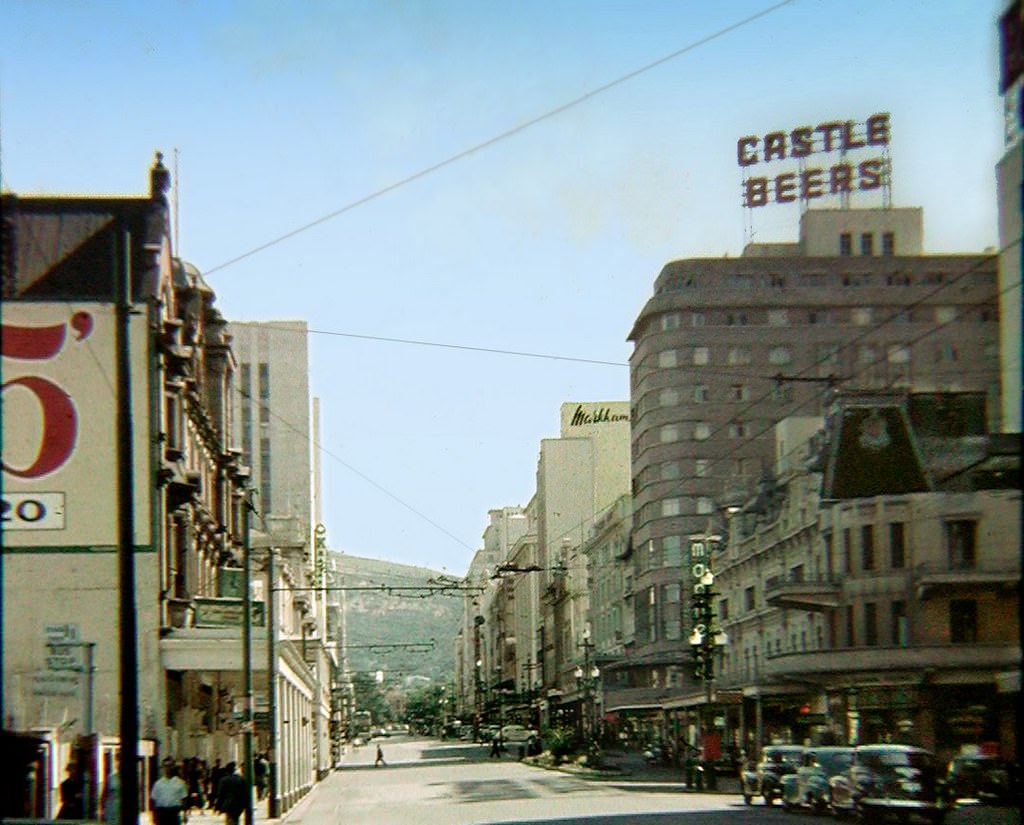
(575, 630, 600, 756)
(688, 554, 728, 791)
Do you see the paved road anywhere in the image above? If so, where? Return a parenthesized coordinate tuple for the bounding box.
(182, 737, 1019, 825)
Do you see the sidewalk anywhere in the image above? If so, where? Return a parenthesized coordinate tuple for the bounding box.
(557, 749, 742, 794)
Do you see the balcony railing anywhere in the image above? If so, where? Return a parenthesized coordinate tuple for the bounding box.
(764, 574, 841, 611)
(759, 643, 1020, 681)
(913, 561, 1020, 598)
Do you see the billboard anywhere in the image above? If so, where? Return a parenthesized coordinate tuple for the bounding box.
(738, 113, 891, 208)
(1, 303, 151, 550)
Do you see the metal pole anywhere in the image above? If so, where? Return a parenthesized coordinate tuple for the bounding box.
(242, 496, 254, 825)
(266, 546, 279, 817)
(115, 225, 139, 825)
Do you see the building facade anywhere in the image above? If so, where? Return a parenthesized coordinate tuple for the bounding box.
(624, 207, 1002, 723)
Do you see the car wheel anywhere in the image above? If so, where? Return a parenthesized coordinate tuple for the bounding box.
(742, 794, 752, 805)
(764, 793, 775, 806)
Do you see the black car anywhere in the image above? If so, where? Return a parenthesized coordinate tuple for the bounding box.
(829, 744, 945, 824)
(741, 745, 804, 805)
(944, 753, 1017, 806)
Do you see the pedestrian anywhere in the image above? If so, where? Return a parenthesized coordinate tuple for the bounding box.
(253, 753, 267, 800)
(207, 758, 224, 810)
(56, 762, 84, 820)
(150, 758, 188, 825)
(489, 734, 502, 759)
(100, 754, 121, 824)
(215, 761, 248, 825)
(374, 744, 386, 767)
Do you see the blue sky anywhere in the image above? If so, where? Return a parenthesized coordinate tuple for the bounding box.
(1, 1, 1007, 574)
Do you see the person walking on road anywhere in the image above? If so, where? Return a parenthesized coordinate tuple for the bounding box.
(490, 734, 503, 759)
(150, 758, 188, 825)
(375, 744, 387, 767)
(215, 762, 248, 825)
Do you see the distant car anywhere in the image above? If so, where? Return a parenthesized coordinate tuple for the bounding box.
(780, 746, 854, 814)
(742, 745, 803, 805)
(499, 724, 538, 744)
(944, 753, 1017, 806)
(829, 744, 945, 824)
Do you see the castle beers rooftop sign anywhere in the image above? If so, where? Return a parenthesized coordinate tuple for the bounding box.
(738, 113, 890, 208)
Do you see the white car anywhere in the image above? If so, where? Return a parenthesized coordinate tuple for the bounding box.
(500, 724, 538, 743)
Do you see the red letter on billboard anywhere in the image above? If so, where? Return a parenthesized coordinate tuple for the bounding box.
(801, 168, 824, 200)
(858, 159, 884, 190)
(775, 173, 797, 203)
(790, 127, 813, 158)
(1, 376, 77, 479)
(830, 163, 853, 193)
(866, 113, 890, 147)
(764, 132, 787, 162)
(743, 177, 769, 207)
(737, 137, 759, 167)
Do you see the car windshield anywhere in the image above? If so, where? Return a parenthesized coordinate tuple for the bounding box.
(814, 750, 853, 774)
(860, 750, 937, 779)
(765, 748, 802, 764)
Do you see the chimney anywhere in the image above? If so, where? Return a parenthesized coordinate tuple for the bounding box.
(150, 151, 171, 201)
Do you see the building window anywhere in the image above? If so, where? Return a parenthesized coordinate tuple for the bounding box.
(259, 436, 272, 513)
(720, 598, 730, 621)
(659, 388, 680, 407)
(662, 498, 682, 517)
(888, 344, 911, 364)
(771, 384, 794, 402)
(727, 347, 751, 366)
(726, 312, 748, 326)
(658, 350, 678, 368)
(692, 347, 709, 365)
(693, 422, 711, 441)
(845, 605, 855, 646)
(661, 313, 682, 330)
(864, 602, 878, 646)
(861, 525, 875, 570)
(691, 312, 706, 327)
(860, 232, 874, 256)
(660, 425, 680, 444)
(891, 600, 908, 646)
(936, 343, 959, 363)
(258, 362, 271, 425)
(824, 531, 834, 578)
(769, 346, 792, 365)
(660, 461, 681, 480)
(693, 385, 710, 403)
(852, 307, 873, 326)
(946, 520, 977, 569)
(731, 384, 750, 401)
(839, 233, 852, 256)
(663, 536, 682, 567)
(950, 599, 978, 643)
(696, 497, 714, 515)
(728, 421, 749, 439)
(768, 309, 789, 326)
(935, 306, 957, 324)
(889, 522, 906, 568)
(744, 586, 755, 612)
(807, 309, 831, 325)
(842, 528, 852, 573)
(882, 232, 895, 255)
(694, 458, 710, 477)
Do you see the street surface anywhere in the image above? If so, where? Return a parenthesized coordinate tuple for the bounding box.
(185, 735, 1020, 825)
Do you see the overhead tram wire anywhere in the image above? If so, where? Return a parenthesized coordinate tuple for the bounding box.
(201, 0, 797, 278)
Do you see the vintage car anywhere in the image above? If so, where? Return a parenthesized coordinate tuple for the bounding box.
(829, 744, 945, 823)
(944, 753, 1017, 806)
(741, 744, 804, 805)
(780, 745, 854, 813)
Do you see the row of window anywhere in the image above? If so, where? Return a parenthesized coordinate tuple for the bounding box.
(657, 305, 990, 332)
(838, 230, 896, 257)
(656, 269, 993, 294)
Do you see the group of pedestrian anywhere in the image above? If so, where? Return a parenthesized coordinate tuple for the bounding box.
(149, 756, 249, 825)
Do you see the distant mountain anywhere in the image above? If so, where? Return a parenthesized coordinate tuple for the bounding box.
(332, 552, 461, 684)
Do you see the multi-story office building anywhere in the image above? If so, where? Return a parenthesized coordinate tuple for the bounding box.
(625, 207, 1001, 722)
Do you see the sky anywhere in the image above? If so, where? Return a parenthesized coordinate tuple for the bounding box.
(1, 0, 1008, 575)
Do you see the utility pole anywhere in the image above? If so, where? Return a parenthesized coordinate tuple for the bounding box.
(266, 546, 279, 817)
(115, 221, 139, 825)
(242, 494, 254, 825)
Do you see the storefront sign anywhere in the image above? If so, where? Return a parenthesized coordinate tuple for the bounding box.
(737, 113, 890, 208)
(194, 597, 265, 628)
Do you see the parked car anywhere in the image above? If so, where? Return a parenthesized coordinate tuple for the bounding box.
(944, 753, 1017, 807)
(499, 724, 538, 744)
(781, 746, 854, 813)
(829, 744, 945, 824)
(741, 745, 804, 805)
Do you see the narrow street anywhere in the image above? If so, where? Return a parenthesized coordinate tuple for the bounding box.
(182, 735, 1020, 825)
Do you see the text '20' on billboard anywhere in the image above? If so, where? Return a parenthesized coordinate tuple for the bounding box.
(737, 113, 890, 208)
(1, 304, 151, 549)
